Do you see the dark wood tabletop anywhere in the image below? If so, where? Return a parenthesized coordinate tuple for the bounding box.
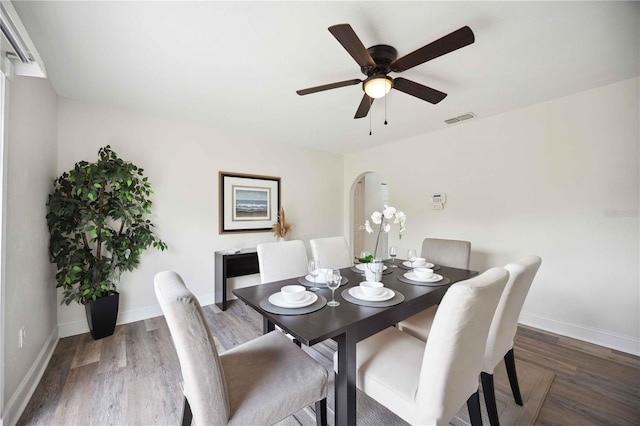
(233, 260, 478, 426)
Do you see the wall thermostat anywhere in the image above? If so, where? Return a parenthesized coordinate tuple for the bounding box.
(431, 193, 446, 210)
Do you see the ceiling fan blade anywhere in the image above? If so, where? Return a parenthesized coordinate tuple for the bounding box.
(354, 94, 374, 119)
(328, 24, 376, 68)
(393, 78, 447, 104)
(296, 79, 362, 96)
(391, 26, 475, 72)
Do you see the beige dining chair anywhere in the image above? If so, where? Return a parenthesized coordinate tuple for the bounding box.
(398, 238, 472, 345)
(481, 255, 542, 425)
(398, 256, 542, 426)
(154, 271, 329, 426)
(421, 237, 471, 269)
(257, 240, 309, 283)
(309, 236, 352, 269)
(342, 267, 509, 425)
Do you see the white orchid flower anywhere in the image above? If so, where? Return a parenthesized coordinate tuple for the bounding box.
(364, 220, 373, 234)
(360, 207, 407, 249)
(383, 206, 396, 219)
(371, 211, 382, 225)
(394, 211, 406, 224)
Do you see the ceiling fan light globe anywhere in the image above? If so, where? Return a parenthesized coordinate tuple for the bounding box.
(364, 76, 392, 99)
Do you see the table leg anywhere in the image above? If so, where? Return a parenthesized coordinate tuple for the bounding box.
(263, 317, 275, 334)
(335, 332, 357, 426)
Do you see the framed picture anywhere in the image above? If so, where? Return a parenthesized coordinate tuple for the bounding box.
(219, 172, 281, 234)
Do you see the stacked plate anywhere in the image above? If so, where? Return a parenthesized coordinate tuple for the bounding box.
(348, 286, 395, 302)
(403, 272, 443, 283)
(354, 263, 388, 272)
(305, 268, 332, 283)
(268, 291, 318, 308)
(402, 260, 435, 269)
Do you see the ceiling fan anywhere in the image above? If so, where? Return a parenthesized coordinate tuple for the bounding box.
(296, 24, 475, 119)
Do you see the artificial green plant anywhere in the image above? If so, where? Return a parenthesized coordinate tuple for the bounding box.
(47, 145, 167, 305)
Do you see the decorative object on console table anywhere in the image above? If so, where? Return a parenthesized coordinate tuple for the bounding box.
(219, 172, 281, 233)
(271, 206, 292, 241)
(214, 248, 260, 311)
(358, 205, 406, 261)
(46, 145, 167, 340)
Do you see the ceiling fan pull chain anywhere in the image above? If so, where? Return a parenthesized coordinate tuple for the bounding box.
(369, 97, 373, 135)
(384, 94, 388, 125)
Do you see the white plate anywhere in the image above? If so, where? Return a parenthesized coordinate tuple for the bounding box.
(404, 272, 443, 283)
(305, 268, 332, 283)
(269, 291, 318, 308)
(402, 261, 435, 268)
(305, 274, 327, 284)
(355, 263, 388, 271)
(348, 287, 395, 302)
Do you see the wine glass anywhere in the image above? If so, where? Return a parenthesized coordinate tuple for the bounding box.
(326, 269, 341, 307)
(407, 249, 417, 268)
(389, 245, 398, 268)
(308, 259, 321, 292)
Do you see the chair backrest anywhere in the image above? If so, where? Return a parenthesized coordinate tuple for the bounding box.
(421, 238, 471, 269)
(309, 236, 352, 269)
(257, 240, 309, 283)
(484, 255, 542, 372)
(154, 271, 230, 425)
(416, 267, 509, 424)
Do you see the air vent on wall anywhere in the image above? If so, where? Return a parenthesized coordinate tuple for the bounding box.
(445, 112, 476, 124)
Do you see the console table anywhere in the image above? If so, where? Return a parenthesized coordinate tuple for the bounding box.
(214, 248, 260, 310)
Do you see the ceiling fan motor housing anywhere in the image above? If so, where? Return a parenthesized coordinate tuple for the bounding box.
(361, 44, 398, 76)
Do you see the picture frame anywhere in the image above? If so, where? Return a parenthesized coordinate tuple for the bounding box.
(219, 172, 281, 234)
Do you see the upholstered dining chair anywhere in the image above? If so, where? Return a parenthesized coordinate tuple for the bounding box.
(421, 237, 471, 269)
(398, 256, 542, 426)
(342, 267, 509, 425)
(310, 236, 352, 269)
(154, 271, 329, 426)
(398, 238, 472, 346)
(257, 240, 308, 283)
(481, 255, 542, 425)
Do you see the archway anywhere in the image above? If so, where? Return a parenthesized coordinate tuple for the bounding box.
(349, 171, 388, 260)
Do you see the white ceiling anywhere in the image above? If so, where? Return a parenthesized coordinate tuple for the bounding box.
(13, 1, 640, 154)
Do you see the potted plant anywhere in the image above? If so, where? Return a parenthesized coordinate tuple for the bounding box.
(47, 145, 167, 339)
(357, 205, 406, 262)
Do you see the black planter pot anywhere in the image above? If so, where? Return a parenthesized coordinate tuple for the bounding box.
(85, 291, 119, 340)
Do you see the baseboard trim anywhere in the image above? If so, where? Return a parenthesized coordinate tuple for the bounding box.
(519, 311, 640, 356)
(2, 326, 58, 426)
(58, 293, 215, 338)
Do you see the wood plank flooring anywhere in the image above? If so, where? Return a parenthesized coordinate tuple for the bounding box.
(17, 300, 640, 425)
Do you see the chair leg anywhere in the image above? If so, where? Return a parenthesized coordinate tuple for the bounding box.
(466, 390, 483, 426)
(504, 348, 523, 406)
(181, 396, 193, 426)
(481, 372, 499, 426)
(315, 398, 327, 426)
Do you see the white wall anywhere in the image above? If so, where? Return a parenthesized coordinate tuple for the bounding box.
(344, 78, 639, 355)
(3, 76, 58, 423)
(56, 98, 344, 335)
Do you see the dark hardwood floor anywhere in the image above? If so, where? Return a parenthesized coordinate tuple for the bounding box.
(514, 325, 639, 425)
(17, 300, 640, 425)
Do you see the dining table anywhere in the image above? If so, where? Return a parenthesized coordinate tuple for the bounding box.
(232, 259, 478, 426)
